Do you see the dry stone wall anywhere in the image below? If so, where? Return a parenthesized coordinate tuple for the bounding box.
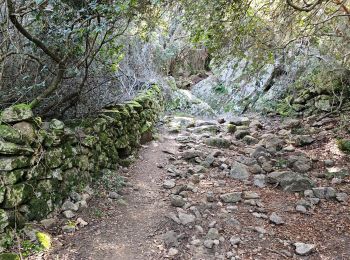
(0, 85, 163, 237)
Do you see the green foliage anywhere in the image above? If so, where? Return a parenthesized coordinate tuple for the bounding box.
(35, 232, 51, 250)
(337, 139, 350, 154)
(21, 240, 43, 257)
(213, 84, 228, 94)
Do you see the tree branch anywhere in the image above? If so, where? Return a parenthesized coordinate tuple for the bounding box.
(286, 0, 323, 11)
(6, 0, 61, 63)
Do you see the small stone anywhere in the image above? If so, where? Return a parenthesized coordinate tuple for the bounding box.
(229, 237, 241, 245)
(312, 187, 336, 199)
(206, 228, 220, 240)
(269, 212, 284, 225)
(324, 160, 334, 167)
(76, 217, 88, 227)
(254, 226, 267, 234)
(253, 174, 266, 188)
(203, 239, 214, 249)
(61, 201, 79, 212)
(229, 162, 250, 180)
(163, 179, 176, 189)
(163, 230, 178, 247)
(220, 192, 242, 203)
(296, 205, 307, 213)
(294, 242, 315, 256)
(40, 218, 56, 228)
(170, 195, 185, 207)
(70, 191, 82, 202)
(304, 190, 314, 197)
(178, 212, 195, 225)
(62, 224, 76, 233)
(206, 191, 215, 202)
(108, 191, 122, 199)
(243, 191, 260, 199)
(336, 192, 348, 202)
(62, 210, 75, 219)
(168, 248, 179, 256)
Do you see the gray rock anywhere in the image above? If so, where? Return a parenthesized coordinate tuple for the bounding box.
(182, 149, 205, 159)
(40, 218, 56, 228)
(170, 195, 186, 207)
(296, 205, 307, 213)
(62, 201, 79, 212)
(243, 191, 260, 199)
(229, 162, 250, 180)
(282, 118, 300, 129)
(178, 212, 196, 225)
(294, 242, 315, 256)
(253, 174, 266, 188)
(269, 212, 284, 225)
(249, 164, 262, 174)
(324, 160, 334, 167)
(163, 179, 176, 189)
(229, 116, 250, 126)
(220, 192, 242, 203)
(288, 156, 312, 173)
(294, 135, 315, 147)
(312, 187, 336, 199)
(242, 135, 259, 145)
(0, 104, 33, 123)
(207, 228, 220, 240)
(267, 171, 314, 192)
(62, 210, 75, 219)
(229, 236, 241, 245)
(108, 191, 122, 199)
(62, 224, 76, 233)
(207, 191, 215, 202)
(336, 192, 348, 202)
(168, 248, 179, 256)
(234, 130, 250, 140)
(205, 137, 231, 148)
(163, 230, 178, 247)
(203, 239, 214, 249)
(251, 145, 269, 158)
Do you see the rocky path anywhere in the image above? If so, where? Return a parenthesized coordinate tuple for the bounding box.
(44, 114, 350, 260)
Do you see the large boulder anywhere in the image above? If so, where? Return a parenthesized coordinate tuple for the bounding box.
(0, 140, 34, 155)
(229, 162, 250, 180)
(267, 171, 314, 192)
(0, 104, 33, 123)
(0, 156, 30, 171)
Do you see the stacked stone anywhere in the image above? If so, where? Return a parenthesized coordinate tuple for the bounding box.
(0, 85, 163, 240)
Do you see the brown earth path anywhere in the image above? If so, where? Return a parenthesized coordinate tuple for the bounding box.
(45, 134, 177, 260)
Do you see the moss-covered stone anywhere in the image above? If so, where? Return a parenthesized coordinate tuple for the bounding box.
(0, 125, 24, 144)
(4, 183, 34, 208)
(0, 209, 8, 233)
(77, 155, 89, 171)
(0, 156, 30, 171)
(0, 140, 34, 155)
(81, 135, 98, 148)
(0, 169, 26, 185)
(0, 253, 20, 260)
(205, 137, 231, 148)
(12, 122, 36, 143)
(0, 187, 5, 204)
(49, 119, 65, 131)
(227, 124, 237, 133)
(44, 148, 63, 168)
(0, 104, 33, 123)
(115, 135, 129, 149)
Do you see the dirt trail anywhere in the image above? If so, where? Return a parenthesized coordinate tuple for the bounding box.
(43, 115, 350, 260)
(47, 135, 177, 260)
